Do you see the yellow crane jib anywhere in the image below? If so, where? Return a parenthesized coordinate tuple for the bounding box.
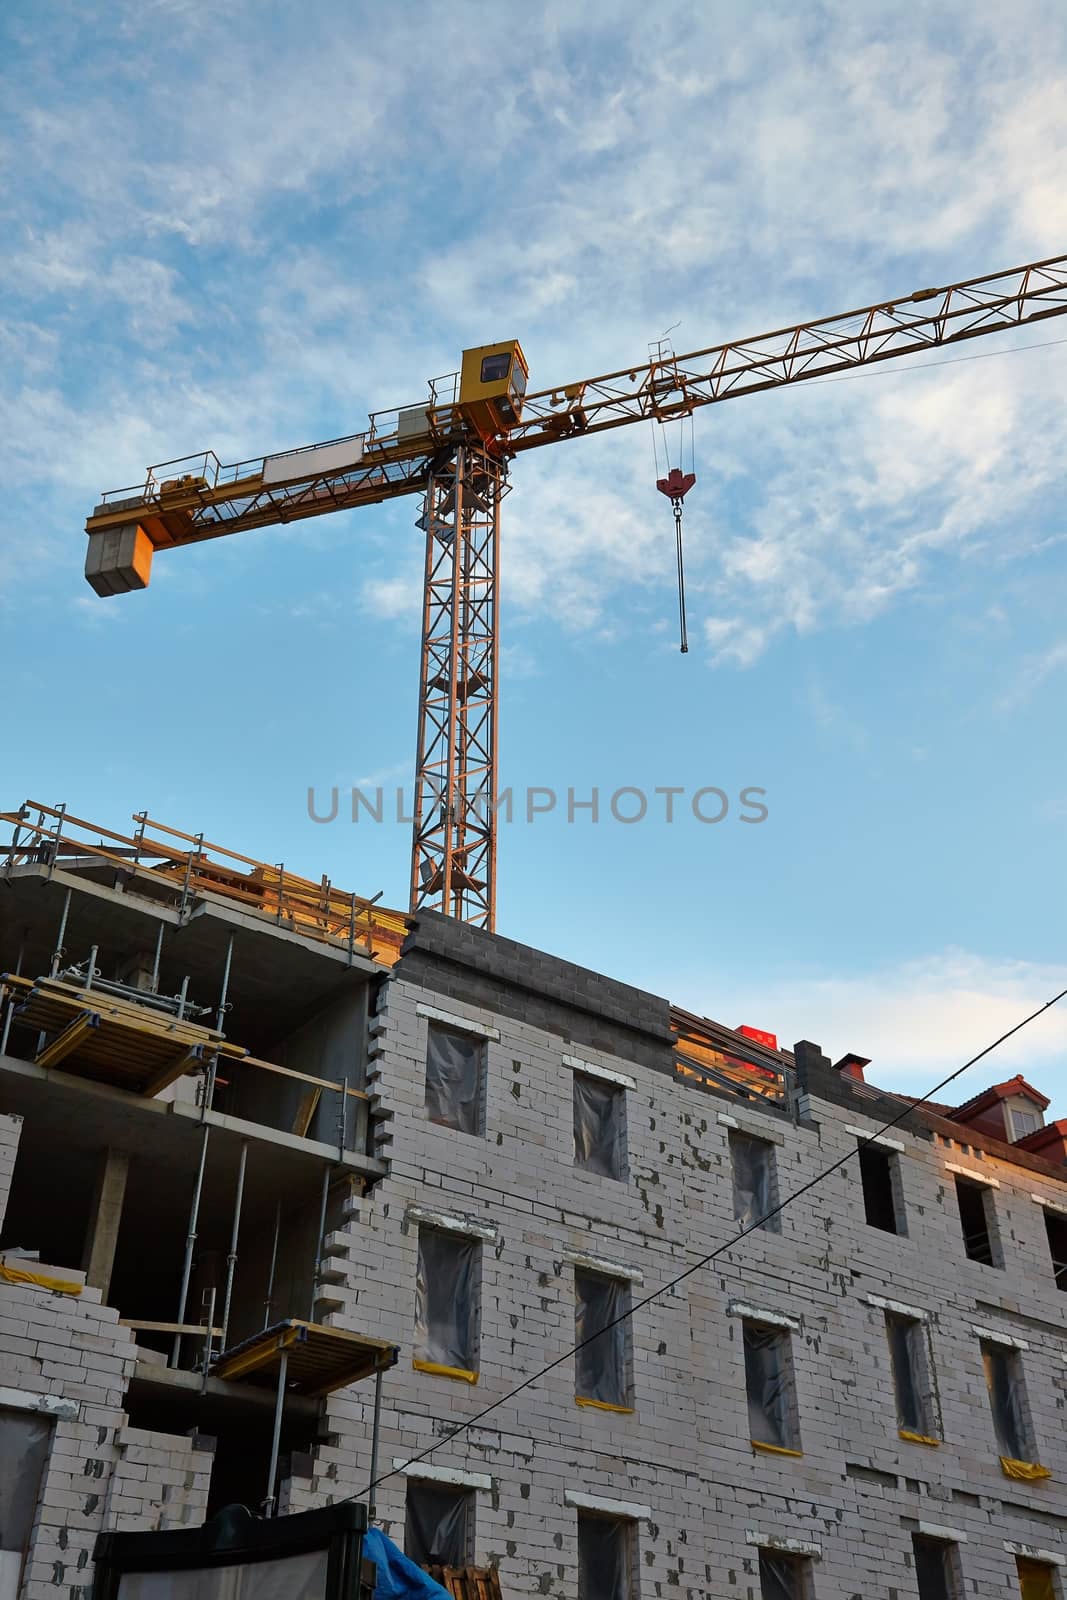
(80, 255, 1067, 928)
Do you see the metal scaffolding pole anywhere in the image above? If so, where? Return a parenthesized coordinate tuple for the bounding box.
(308, 1166, 330, 1321)
(220, 1140, 248, 1350)
(263, 1347, 289, 1518)
(49, 888, 72, 979)
(263, 1199, 282, 1330)
(368, 1367, 384, 1523)
(171, 1124, 210, 1367)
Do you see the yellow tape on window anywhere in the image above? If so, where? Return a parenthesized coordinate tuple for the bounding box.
(412, 1359, 479, 1384)
(0, 1262, 82, 1297)
(1000, 1456, 1052, 1482)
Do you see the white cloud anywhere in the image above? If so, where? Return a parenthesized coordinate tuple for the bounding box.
(691, 343, 1067, 662)
(361, 571, 422, 622)
(996, 639, 1067, 711)
(2, 0, 1067, 666)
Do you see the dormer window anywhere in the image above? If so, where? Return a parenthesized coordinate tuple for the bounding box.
(1009, 1107, 1042, 1141)
(948, 1076, 1049, 1146)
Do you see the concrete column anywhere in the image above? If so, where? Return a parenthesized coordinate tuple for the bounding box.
(81, 1148, 130, 1299)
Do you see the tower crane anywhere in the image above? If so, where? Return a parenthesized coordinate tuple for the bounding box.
(84, 254, 1067, 931)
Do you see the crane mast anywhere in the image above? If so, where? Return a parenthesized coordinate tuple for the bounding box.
(83, 255, 1067, 931)
(412, 443, 505, 926)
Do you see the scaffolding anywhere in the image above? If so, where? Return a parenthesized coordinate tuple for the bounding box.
(0, 799, 402, 1516)
(2, 800, 409, 966)
(670, 1007, 792, 1105)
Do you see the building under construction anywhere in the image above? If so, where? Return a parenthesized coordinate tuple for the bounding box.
(2, 801, 1067, 1600)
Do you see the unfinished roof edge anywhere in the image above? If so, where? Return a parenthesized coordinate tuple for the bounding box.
(6, 799, 1062, 1182)
(3, 800, 408, 968)
(794, 1044, 1067, 1186)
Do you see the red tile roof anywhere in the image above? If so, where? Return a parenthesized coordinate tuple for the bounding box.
(950, 1073, 1050, 1120)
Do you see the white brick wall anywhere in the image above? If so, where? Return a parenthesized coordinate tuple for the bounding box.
(0, 1114, 212, 1600)
(288, 973, 1067, 1598)
(0, 1112, 22, 1234)
(7, 966, 1067, 1598)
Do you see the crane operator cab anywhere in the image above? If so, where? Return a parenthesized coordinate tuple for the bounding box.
(458, 341, 528, 443)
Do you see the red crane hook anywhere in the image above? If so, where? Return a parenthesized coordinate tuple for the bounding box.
(656, 469, 696, 653)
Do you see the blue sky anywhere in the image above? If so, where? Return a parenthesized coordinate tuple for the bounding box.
(3, 0, 1067, 1109)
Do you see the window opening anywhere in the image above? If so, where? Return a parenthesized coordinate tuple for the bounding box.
(955, 1178, 999, 1266)
(0, 1409, 51, 1600)
(912, 1534, 962, 1600)
(1043, 1209, 1067, 1291)
(425, 1024, 485, 1135)
(859, 1144, 903, 1234)
(886, 1313, 937, 1439)
(743, 1322, 800, 1452)
(575, 1271, 631, 1410)
(758, 1550, 812, 1600)
(574, 1074, 626, 1180)
(982, 1341, 1033, 1463)
(405, 1482, 473, 1568)
(577, 1513, 633, 1600)
(1016, 1557, 1058, 1600)
(731, 1134, 777, 1231)
(414, 1229, 479, 1378)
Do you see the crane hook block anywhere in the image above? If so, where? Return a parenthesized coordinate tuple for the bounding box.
(656, 468, 696, 501)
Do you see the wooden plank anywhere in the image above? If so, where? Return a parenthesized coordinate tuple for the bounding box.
(35, 1013, 97, 1069)
(213, 1324, 302, 1382)
(121, 1319, 223, 1336)
(426, 1569, 503, 1600)
(243, 1055, 369, 1100)
(32, 980, 224, 1043)
(212, 1320, 399, 1393)
(4, 807, 408, 968)
(141, 1047, 200, 1098)
(292, 1088, 321, 1137)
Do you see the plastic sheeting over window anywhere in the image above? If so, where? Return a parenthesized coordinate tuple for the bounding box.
(982, 1342, 1030, 1462)
(1017, 1557, 1057, 1600)
(573, 1074, 625, 1180)
(404, 1483, 471, 1569)
(758, 1551, 809, 1600)
(887, 1314, 933, 1436)
(575, 1271, 630, 1408)
(743, 1324, 797, 1450)
(117, 1550, 329, 1600)
(424, 1025, 484, 1134)
(414, 1230, 479, 1376)
(0, 1408, 51, 1600)
(577, 1514, 631, 1600)
(731, 1135, 776, 1231)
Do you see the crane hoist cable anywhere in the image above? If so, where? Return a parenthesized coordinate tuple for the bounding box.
(653, 409, 696, 654)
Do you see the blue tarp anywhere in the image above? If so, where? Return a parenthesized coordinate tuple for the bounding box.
(364, 1529, 452, 1600)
